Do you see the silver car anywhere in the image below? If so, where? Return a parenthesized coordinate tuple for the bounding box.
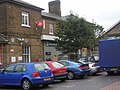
(78, 56, 100, 75)
(88, 62, 100, 75)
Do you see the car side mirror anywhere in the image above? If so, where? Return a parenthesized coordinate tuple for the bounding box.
(1, 69, 5, 74)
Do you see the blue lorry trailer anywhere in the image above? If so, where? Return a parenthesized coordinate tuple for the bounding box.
(99, 39, 120, 75)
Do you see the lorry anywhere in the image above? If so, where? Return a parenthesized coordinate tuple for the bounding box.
(98, 39, 120, 75)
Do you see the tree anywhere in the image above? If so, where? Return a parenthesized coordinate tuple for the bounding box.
(55, 13, 104, 59)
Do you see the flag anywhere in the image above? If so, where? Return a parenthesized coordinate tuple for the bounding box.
(36, 20, 45, 29)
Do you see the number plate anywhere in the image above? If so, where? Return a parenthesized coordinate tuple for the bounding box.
(60, 70, 64, 73)
(85, 66, 89, 68)
(110, 68, 118, 71)
(44, 78, 51, 81)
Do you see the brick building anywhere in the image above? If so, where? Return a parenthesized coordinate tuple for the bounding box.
(41, 0, 62, 61)
(104, 20, 120, 38)
(0, 0, 44, 66)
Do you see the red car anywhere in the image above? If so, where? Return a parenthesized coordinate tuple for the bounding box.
(43, 61, 68, 82)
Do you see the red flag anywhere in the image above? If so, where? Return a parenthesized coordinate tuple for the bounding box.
(36, 20, 45, 29)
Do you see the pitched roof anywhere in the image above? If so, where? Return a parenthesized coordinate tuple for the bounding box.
(104, 20, 120, 35)
(42, 12, 62, 20)
(0, 0, 44, 11)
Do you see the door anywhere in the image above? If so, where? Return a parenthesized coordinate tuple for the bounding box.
(0, 65, 15, 85)
(11, 64, 26, 85)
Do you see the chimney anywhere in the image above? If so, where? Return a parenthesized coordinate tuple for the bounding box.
(48, 0, 61, 16)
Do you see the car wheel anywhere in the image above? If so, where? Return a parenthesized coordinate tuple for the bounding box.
(68, 72, 74, 80)
(22, 79, 32, 90)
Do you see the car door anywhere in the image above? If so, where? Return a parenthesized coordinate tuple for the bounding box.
(10, 64, 26, 85)
(0, 69, 5, 84)
(0, 65, 15, 85)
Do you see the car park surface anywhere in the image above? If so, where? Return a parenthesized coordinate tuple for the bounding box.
(59, 60, 90, 79)
(1, 72, 120, 90)
(0, 62, 54, 90)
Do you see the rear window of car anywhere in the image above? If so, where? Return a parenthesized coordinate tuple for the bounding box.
(71, 61, 83, 65)
(52, 62, 64, 68)
(77, 62, 84, 64)
(34, 63, 50, 71)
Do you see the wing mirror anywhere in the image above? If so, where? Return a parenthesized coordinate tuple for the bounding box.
(0, 69, 5, 74)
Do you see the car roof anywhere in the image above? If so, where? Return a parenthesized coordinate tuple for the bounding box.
(9, 62, 42, 66)
(44, 61, 59, 63)
(60, 60, 84, 65)
(59, 60, 74, 62)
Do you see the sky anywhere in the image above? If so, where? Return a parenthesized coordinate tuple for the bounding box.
(24, 0, 120, 31)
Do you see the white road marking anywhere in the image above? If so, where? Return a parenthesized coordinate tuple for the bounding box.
(61, 85, 75, 88)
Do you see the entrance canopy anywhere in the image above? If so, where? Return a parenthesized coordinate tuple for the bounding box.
(0, 36, 8, 44)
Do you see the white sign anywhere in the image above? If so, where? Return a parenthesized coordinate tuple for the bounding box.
(18, 56, 22, 61)
(11, 57, 16, 62)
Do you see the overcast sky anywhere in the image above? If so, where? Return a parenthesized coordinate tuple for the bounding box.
(24, 0, 120, 31)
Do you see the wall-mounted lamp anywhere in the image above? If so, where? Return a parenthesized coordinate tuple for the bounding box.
(16, 38, 25, 46)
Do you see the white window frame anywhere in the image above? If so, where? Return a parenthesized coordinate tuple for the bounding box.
(21, 11, 30, 27)
(49, 23, 54, 34)
(22, 46, 31, 63)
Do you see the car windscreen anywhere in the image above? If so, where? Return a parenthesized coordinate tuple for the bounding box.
(79, 57, 86, 62)
(34, 63, 50, 71)
(52, 62, 64, 68)
(88, 56, 99, 62)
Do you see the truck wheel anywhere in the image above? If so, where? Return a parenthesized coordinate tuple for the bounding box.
(107, 71, 114, 75)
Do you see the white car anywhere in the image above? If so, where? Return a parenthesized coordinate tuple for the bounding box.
(88, 62, 100, 75)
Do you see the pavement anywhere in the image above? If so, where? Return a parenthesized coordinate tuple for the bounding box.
(100, 80, 120, 90)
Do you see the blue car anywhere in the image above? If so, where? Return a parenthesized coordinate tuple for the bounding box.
(59, 60, 90, 79)
(0, 62, 54, 90)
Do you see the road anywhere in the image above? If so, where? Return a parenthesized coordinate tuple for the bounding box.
(1, 72, 120, 90)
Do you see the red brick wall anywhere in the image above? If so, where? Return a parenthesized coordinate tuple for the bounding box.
(0, 2, 44, 65)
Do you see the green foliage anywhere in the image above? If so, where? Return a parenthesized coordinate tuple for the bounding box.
(55, 13, 104, 54)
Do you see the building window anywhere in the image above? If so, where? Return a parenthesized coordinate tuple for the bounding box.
(49, 24, 54, 34)
(22, 46, 30, 63)
(22, 11, 30, 27)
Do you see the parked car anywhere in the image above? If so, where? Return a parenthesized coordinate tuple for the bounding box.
(78, 56, 100, 75)
(88, 55, 99, 62)
(78, 60, 100, 75)
(88, 62, 100, 75)
(78, 55, 99, 62)
(43, 61, 68, 82)
(0, 62, 54, 90)
(59, 60, 90, 79)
